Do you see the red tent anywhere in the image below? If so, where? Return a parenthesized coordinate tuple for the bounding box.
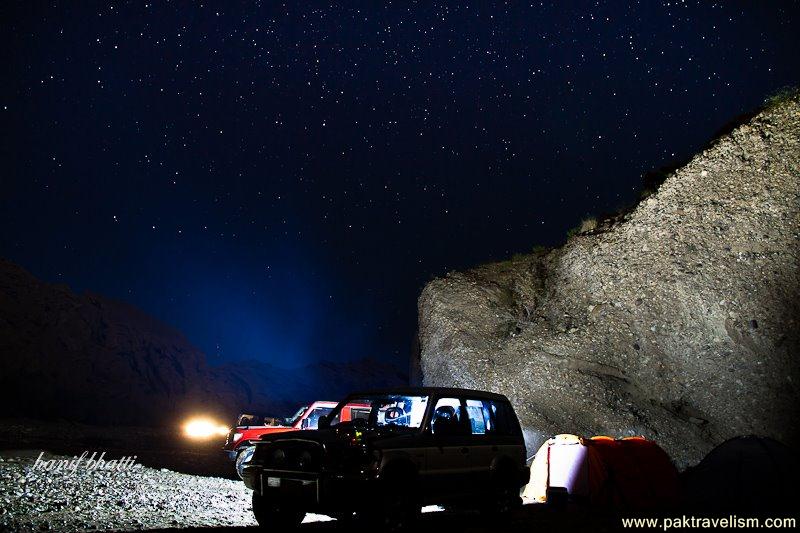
(586, 436, 679, 510)
(524, 434, 679, 510)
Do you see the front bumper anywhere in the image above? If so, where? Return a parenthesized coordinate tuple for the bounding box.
(242, 465, 376, 510)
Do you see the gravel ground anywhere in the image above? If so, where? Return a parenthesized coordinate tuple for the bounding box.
(0, 450, 258, 532)
(0, 448, 614, 533)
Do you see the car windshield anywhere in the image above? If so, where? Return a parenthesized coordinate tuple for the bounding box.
(237, 413, 286, 427)
(286, 406, 308, 426)
(329, 395, 429, 430)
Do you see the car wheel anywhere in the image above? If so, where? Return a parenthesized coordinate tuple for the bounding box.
(364, 479, 420, 532)
(252, 491, 305, 530)
(364, 498, 418, 532)
(481, 473, 522, 519)
(235, 445, 255, 479)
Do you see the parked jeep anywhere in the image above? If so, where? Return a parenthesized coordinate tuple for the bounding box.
(241, 387, 529, 530)
(224, 401, 370, 478)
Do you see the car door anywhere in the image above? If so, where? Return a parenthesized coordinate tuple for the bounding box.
(423, 397, 471, 496)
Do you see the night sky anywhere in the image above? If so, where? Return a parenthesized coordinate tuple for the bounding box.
(2, 2, 799, 370)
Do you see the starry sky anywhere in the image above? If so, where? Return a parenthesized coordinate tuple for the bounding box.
(2, 2, 799, 370)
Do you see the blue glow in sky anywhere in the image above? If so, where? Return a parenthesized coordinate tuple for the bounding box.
(2, 2, 799, 369)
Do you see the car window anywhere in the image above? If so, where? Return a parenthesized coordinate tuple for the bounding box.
(287, 406, 308, 426)
(328, 395, 429, 429)
(350, 407, 370, 422)
(329, 404, 370, 425)
(483, 400, 520, 436)
(465, 399, 490, 434)
(305, 407, 333, 429)
(375, 399, 415, 427)
(431, 397, 469, 436)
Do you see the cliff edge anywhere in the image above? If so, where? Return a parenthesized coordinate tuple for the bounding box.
(418, 92, 800, 467)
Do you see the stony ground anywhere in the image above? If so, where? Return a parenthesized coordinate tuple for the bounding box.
(0, 447, 616, 533)
(8, 442, 781, 533)
(0, 450, 258, 532)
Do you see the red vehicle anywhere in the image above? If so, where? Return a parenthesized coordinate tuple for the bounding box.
(224, 401, 370, 477)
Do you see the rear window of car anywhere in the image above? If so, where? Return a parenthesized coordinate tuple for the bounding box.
(465, 398, 521, 436)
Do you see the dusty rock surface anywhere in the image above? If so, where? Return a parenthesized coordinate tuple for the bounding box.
(418, 93, 800, 468)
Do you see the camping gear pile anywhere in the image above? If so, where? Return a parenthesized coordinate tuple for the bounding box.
(523, 433, 800, 513)
(523, 434, 679, 510)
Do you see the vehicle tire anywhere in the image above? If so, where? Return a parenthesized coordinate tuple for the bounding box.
(235, 445, 255, 479)
(481, 471, 522, 520)
(252, 491, 305, 530)
(363, 473, 420, 532)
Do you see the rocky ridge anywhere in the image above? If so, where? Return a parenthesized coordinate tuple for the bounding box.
(418, 92, 800, 468)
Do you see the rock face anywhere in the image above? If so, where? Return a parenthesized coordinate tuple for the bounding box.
(0, 260, 405, 426)
(418, 93, 800, 468)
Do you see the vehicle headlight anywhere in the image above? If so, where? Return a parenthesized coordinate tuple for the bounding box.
(184, 417, 229, 439)
(233, 433, 243, 442)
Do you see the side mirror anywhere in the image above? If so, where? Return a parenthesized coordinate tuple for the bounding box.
(301, 418, 310, 429)
(318, 415, 331, 429)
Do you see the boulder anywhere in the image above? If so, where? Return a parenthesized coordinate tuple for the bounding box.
(417, 92, 800, 468)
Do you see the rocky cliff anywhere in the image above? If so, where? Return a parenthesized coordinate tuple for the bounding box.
(418, 92, 800, 468)
(0, 259, 405, 425)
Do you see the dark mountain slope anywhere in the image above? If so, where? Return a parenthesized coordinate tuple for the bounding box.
(0, 259, 404, 425)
